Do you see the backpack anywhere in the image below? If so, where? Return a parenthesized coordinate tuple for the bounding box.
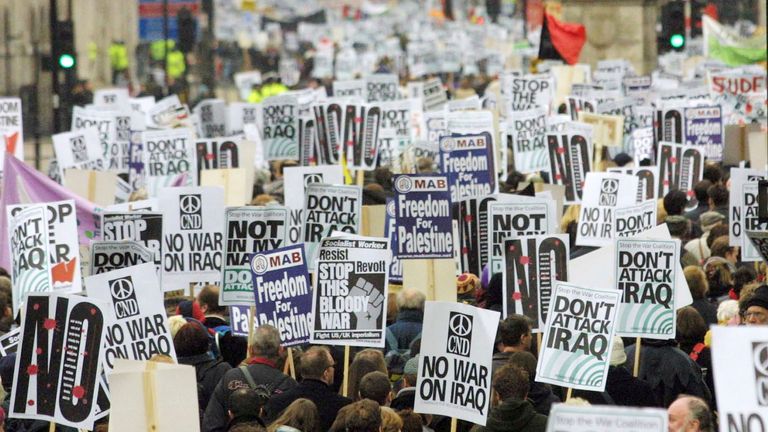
(384, 329, 420, 375)
(195, 359, 225, 423)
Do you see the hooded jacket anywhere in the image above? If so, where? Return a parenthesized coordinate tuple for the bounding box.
(471, 399, 547, 432)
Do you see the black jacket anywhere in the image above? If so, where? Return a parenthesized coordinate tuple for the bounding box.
(203, 359, 297, 432)
(265, 379, 352, 432)
(526, 382, 560, 415)
(471, 399, 547, 432)
(390, 387, 416, 411)
(179, 353, 232, 418)
(572, 365, 657, 407)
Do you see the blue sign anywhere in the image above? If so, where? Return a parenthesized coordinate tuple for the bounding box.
(229, 305, 253, 337)
(393, 174, 454, 259)
(250, 244, 313, 346)
(439, 132, 496, 202)
(384, 198, 402, 284)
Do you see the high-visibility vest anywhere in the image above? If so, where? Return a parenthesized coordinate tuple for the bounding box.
(108, 43, 129, 71)
(167, 50, 186, 79)
(247, 88, 263, 103)
(260, 82, 289, 99)
(150, 39, 176, 61)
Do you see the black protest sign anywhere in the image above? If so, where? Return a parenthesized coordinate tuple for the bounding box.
(313, 102, 344, 165)
(503, 235, 569, 331)
(342, 104, 382, 170)
(299, 116, 316, 166)
(196, 136, 246, 175)
(453, 196, 496, 276)
(102, 212, 163, 275)
(655, 105, 685, 144)
(10, 294, 107, 430)
(657, 141, 703, 202)
(546, 125, 593, 204)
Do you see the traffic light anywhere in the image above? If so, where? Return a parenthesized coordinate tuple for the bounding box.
(660, 2, 686, 52)
(55, 20, 77, 70)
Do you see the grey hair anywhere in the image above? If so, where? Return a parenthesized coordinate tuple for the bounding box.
(682, 395, 713, 432)
(396, 288, 426, 310)
(250, 324, 281, 359)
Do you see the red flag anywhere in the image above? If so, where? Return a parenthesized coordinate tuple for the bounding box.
(538, 13, 587, 65)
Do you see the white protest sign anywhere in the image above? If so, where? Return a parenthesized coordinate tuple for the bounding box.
(102, 212, 163, 276)
(615, 239, 679, 338)
(746, 231, 768, 264)
(508, 108, 548, 173)
(94, 88, 130, 108)
(193, 99, 228, 138)
(283, 166, 344, 243)
(613, 200, 658, 238)
(536, 282, 620, 392)
(7, 205, 51, 317)
(90, 241, 154, 275)
(711, 326, 768, 432)
(415, 302, 500, 426)
(365, 74, 399, 102)
(577, 173, 639, 247)
(262, 95, 299, 161)
(142, 128, 197, 196)
(145, 94, 191, 129)
(743, 183, 768, 262)
(227, 102, 261, 136)
(0, 97, 24, 172)
(85, 263, 177, 373)
(52, 128, 105, 175)
(545, 404, 667, 432)
(8, 200, 82, 295)
(607, 166, 659, 203)
(422, 78, 447, 111)
(310, 235, 391, 348)
(506, 75, 554, 113)
(730, 169, 766, 247)
(159, 186, 225, 291)
(333, 79, 365, 98)
(302, 184, 362, 270)
(71, 106, 122, 171)
(377, 99, 415, 171)
(221, 206, 289, 305)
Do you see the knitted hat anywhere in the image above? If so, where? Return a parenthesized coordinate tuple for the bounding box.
(404, 355, 419, 375)
(700, 211, 725, 232)
(609, 337, 627, 366)
(745, 285, 768, 311)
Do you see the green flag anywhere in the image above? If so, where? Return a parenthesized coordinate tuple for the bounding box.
(703, 15, 767, 66)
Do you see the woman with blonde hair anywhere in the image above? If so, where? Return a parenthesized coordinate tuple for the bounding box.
(267, 398, 320, 432)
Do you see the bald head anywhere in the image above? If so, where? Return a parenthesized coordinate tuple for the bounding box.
(668, 395, 713, 432)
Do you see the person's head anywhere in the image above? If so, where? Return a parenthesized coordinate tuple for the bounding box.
(230, 424, 267, 432)
(299, 346, 335, 384)
(743, 285, 768, 325)
(698, 211, 725, 233)
(167, 315, 188, 339)
(676, 307, 707, 347)
(349, 349, 387, 401)
(733, 266, 757, 297)
(492, 364, 529, 403)
(396, 289, 426, 312)
(665, 216, 691, 240)
(173, 322, 211, 357)
(657, 199, 668, 224)
(508, 351, 538, 379)
(692, 180, 713, 203)
(710, 236, 739, 264)
(707, 184, 728, 209)
(684, 266, 709, 300)
(702, 163, 722, 184)
(359, 371, 392, 406)
(380, 407, 402, 432)
(250, 324, 282, 361)
(706, 226, 729, 249)
(663, 190, 688, 216)
(197, 285, 227, 315)
(229, 388, 270, 421)
(667, 395, 713, 432)
(343, 399, 382, 432)
(497, 314, 532, 351)
(396, 410, 423, 432)
(402, 356, 419, 388)
(717, 299, 741, 325)
(267, 398, 320, 432)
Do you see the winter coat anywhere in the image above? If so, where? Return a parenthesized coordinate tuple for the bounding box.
(471, 399, 547, 432)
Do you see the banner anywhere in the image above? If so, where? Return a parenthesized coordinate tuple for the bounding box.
(577, 173, 639, 247)
(657, 141, 703, 205)
(10, 293, 107, 430)
(102, 212, 163, 276)
(141, 128, 196, 195)
(508, 108, 548, 173)
(547, 124, 593, 204)
(52, 128, 105, 175)
(0, 97, 24, 173)
(393, 175, 453, 259)
(310, 235, 390, 347)
(384, 199, 403, 284)
(488, 197, 557, 274)
(607, 166, 659, 203)
(90, 241, 154, 275)
(7, 205, 51, 317)
(615, 239, 679, 338)
(545, 405, 667, 432)
(250, 244, 313, 346)
(614, 200, 658, 238)
(342, 104, 382, 171)
(263, 95, 299, 161)
(85, 263, 176, 373)
(284, 166, 344, 243)
(302, 184, 362, 268)
(439, 132, 496, 201)
(536, 281, 620, 392)
(684, 106, 723, 161)
(710, 326, 768, 432)
(160, 186, 225, 291)
(221, 206, 289, 305)
(414, 302, 500, 426)
(503, 234, 569, 332)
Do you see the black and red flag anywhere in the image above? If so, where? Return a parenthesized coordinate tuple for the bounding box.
(538, 13, 587, 65)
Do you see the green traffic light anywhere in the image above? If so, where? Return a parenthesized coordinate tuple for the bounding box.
(58, 53, 75, 69)
(670, 34, 685, 49)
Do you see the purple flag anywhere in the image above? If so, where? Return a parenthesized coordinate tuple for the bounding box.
(1, 154, 101, 271)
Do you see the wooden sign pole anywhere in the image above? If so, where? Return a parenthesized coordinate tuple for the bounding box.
(449, 417, 458, 432)
(143, 361, 158, 431)
(565, 387, 573, 401)
(633, 336, 642, 377)
(247, 305, 256, 355)
(49, 422, 56, 432)
(342, 345, 351, 397)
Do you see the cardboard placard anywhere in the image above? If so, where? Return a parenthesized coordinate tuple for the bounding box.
(576, 172, 639, 247)
(507, 108, 548, 173)
(263, 95, 300, 161)
(384, 199, 403, 284)
(546, 124, 593, 204)
(684, 105, 723, 161)
(89, 241, 154, 275)
(302, 184, 362, 270)
(742, 183, 768, 262)
(439, 132, 497, 201)
(144, 95, 190, 129)
(193, 99, 228, 138)
(607, 166, 659, 203)
(284, 166, 344, 243)
(200, 168, 250, 207)
(141, 128, 197, 196)
(52, 128, 105, 175)
(730, 169, 766, 247)
(102, 212, 163, 276)
(333, 79, 365, 98)
(506, 75, 554, 113)
(393, 174, 453, 259)
(488, 197, 557, 274)
(0, 97, 25, 173)
(312, 102, 344, 165)
(613, 200, 658, 238)
(365, 74, 399, 102)
(630, 127, 655, 164)
(342, 104, 382, 171)
(7, 205, 51, 317)
(545, 404, 667, 432)
(745, 230, 768, 264)
(578, 112, 624, 148)
(72, 106, 123, 171)
(657, 141, 704, 202)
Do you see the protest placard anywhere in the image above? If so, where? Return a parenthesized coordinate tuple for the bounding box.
(684, 106, 723, 161)
(615, 239, 679, 338)
(85, 263, 176, 372)
(299, 116, 316, 166)
(221, 206, 289, 305)
(52, 128, 105, 175)
(342, 104, 382, 170)
(422, 78, 448, 112)
(507, 108, 548, 173)
(567, 96, 596, 121)
(631, 127, 655, 164)
(746, 231, 768, 264)
(439, 132, 497, 201)
(108, 359, 200, 432)
(414, 301, 500, 426)
(614, 200, 658, 238)
(547, 124, 593, 204)
(730, 169, 766, 247)
(102, 212, 163, 275)
(578, 112, 624, 148)
(313, 102, 344, 165)
(94, 88, 130, 108)
(506, 75, 554, 113)
(0, 97, 24, 173)
(263, 95, 300, 161)
(742, 183, 768, 262)
(377, 99, 414, 171)
(366, 74, 399, 102)
(10, 293, 107, 430)
(145, 94, 190, 129)
(657, 141, 704, 203)
(545, 404, 667, 432)
(90, 241, 154, 275)
(707, 70, 766, 97)
(655, 104, 685, 144)
(488, 197, 557, 274)
(384, 199, 403, 284)
(227, 102, 261, 137)
(284, 166, 344, 243)
(577, 173, 639, 247)
(7, 205, 51, 316)
(454, 196, 498, 276)
(193, 99, 227, 138)
(503, 234, 569, 331)
(160, 186, 225, 291)
(710, 326, 768, 432)
(0, 328, 20, 356)
(302, 184, 362, 268)
(8, 200, 81, 296)
(71, 106, 124, 171)
(250, 244, 313, 346)
(229, 305, 255, 337)
(142, 128, 196, 195)
(333, 79, 365, 98)
(195, 135, 254, 179)
(393, 174, 453, 259)
(608, 166, 659, 203)
(310, 235, 390, 347)
(536, 281, 620, 392)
